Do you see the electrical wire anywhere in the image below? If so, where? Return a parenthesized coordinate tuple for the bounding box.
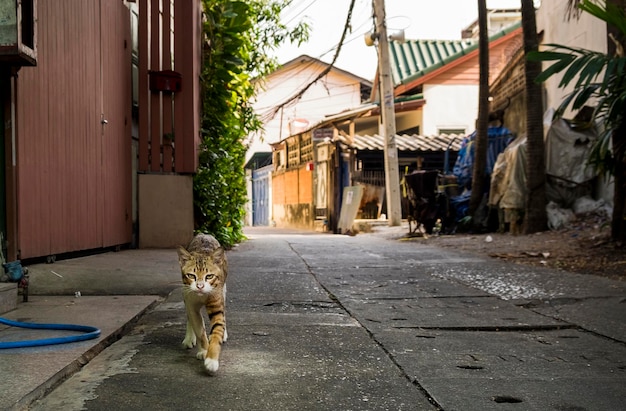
(258, 0, 374, 120)
(0, 317, 101, 349)
(269, 2, 373, 88)
(266, 0, 358, 121)
(281, 0, 317, 26)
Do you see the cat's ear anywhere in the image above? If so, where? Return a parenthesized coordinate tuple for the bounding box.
(177, 246, 191, 265)
(211, 247, 226, 266)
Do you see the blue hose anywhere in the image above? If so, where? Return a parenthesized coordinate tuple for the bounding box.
(0, 317, 101, 349)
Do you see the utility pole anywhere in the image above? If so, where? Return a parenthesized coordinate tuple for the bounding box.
(373, 0, 402, 226)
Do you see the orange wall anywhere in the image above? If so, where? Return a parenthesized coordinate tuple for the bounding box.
(432, 29, 522, 86)
(298, 167, 313, 203)
(396, 28, 523, 94)
(272, 167, 313, 206)
(272, 167, 315, 229)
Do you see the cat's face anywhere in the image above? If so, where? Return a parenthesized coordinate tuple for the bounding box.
(178, 249, 225, 295)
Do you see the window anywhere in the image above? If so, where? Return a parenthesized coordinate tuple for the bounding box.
(0, 0, 36, 65)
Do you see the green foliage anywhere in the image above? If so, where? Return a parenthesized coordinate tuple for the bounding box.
(195, 0, 309, 248)
(527, 0, 626, 177)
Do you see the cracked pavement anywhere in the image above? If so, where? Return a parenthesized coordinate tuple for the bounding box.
(17, 227, 626, 410)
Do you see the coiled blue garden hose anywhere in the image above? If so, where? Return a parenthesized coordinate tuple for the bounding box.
(0, 317, 101, 349)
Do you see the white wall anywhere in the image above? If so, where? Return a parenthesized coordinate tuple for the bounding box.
(247, 60, 364, 162)
(536, 0, 607, 118)
(422, 84, 478, 136)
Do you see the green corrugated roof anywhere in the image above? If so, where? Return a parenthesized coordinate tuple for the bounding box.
(390, 21, 522, 86)
(390, 38, 477, 85)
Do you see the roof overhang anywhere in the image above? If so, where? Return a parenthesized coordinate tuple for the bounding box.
(336, 133, 463, 152)
(244, 151, 272, 170)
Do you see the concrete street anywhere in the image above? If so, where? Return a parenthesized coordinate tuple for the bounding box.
(2, 226, 625, 410)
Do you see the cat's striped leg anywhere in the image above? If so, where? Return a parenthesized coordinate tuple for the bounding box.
(204, 307, 226, 373)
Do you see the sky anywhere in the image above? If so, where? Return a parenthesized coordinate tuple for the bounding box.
(273, 0, 523, 80)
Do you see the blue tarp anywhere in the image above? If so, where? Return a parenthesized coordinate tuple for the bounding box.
(452, 126, 514, 190)
(450, 126, 514, 223)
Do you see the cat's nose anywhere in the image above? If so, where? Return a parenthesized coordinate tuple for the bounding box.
(197, 282, 204, 289)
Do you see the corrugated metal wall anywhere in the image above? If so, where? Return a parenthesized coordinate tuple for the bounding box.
(16, 0, 132, 259)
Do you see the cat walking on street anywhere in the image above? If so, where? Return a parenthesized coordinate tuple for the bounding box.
(177, 234, 228, 374)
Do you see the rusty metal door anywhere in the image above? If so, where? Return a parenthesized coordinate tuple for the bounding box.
(15, 1, 132, 259)
(99, 0, 132, 248)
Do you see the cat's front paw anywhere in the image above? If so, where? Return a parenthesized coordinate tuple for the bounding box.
(182, 335, 196, 349)
(196, 349, 207, 360)
(204, 358, 219, 374)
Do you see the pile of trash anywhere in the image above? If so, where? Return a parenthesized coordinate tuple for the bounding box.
(546, 196, 612, 232)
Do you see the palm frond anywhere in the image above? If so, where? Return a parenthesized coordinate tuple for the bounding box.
(579, 0, 626, 37)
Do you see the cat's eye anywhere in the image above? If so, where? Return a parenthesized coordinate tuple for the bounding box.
(186, 273, 197, 281)
(205, 274, 215, 280)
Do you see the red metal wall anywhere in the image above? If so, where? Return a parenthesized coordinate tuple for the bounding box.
(15, 0, 132, 259)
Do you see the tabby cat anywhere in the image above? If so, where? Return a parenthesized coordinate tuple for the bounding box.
(177, 234, 228, 374)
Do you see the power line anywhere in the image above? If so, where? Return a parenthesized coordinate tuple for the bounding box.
(264, 1, 373, 93)
(317, 17, 374, 60)
(255, 87, 362, 113)
(281, 0, 317, 26)
(265, 0, 358, 122)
